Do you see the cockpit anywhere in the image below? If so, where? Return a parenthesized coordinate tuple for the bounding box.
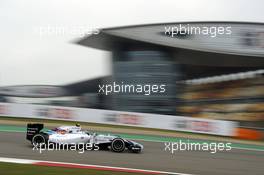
(52, 126, 82, 134)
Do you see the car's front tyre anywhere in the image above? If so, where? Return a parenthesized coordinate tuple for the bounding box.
(111, 138, 126, 153)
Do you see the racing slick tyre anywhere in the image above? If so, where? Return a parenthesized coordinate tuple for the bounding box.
(111, 138, 126, 153)
(31, 133, 47, 148)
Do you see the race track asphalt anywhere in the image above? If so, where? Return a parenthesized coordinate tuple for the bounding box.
(0, 132, 263, 175)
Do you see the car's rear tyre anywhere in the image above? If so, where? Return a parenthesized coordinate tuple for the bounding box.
(31, 134, 46, 148)
(111, 138, 126, 153)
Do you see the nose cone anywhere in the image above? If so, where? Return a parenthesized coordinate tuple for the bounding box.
(138, 143, 144, 150)
(132, 141, 144, 150)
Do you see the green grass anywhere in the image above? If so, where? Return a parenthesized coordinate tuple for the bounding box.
(0, 162, 143, 175)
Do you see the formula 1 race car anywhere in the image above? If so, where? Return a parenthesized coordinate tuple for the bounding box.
(26, 123, 143, 153)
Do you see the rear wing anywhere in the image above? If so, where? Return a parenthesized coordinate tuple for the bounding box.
(26, 123, 44, 141)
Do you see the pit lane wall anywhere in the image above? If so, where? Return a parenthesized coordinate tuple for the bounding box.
(0, 102, 237, 136)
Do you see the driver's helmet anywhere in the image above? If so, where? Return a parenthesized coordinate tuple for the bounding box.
(76, 123, 81, 127)
(59, 130, 67, 134)
(52, 128, 67, 134)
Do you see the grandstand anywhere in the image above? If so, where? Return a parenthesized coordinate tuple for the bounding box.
(76, 22, 264, 128)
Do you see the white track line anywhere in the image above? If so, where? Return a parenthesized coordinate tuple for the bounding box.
(0, 157, 35, 164)
(231, 146, 264, 152)
(0, 157, 195, 175)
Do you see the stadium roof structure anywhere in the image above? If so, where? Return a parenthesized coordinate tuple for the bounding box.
(76, 21, 264, 67)
(3, 22, 264, 98)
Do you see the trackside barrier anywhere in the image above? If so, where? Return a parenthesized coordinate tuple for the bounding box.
(0, 102, 238, 136)
(234, 128, 263, 140)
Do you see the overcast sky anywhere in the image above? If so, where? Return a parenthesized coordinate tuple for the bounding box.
(0, 0, 263, 86)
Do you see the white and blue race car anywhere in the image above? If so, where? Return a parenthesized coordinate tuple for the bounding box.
(26, 123, 143, 153)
